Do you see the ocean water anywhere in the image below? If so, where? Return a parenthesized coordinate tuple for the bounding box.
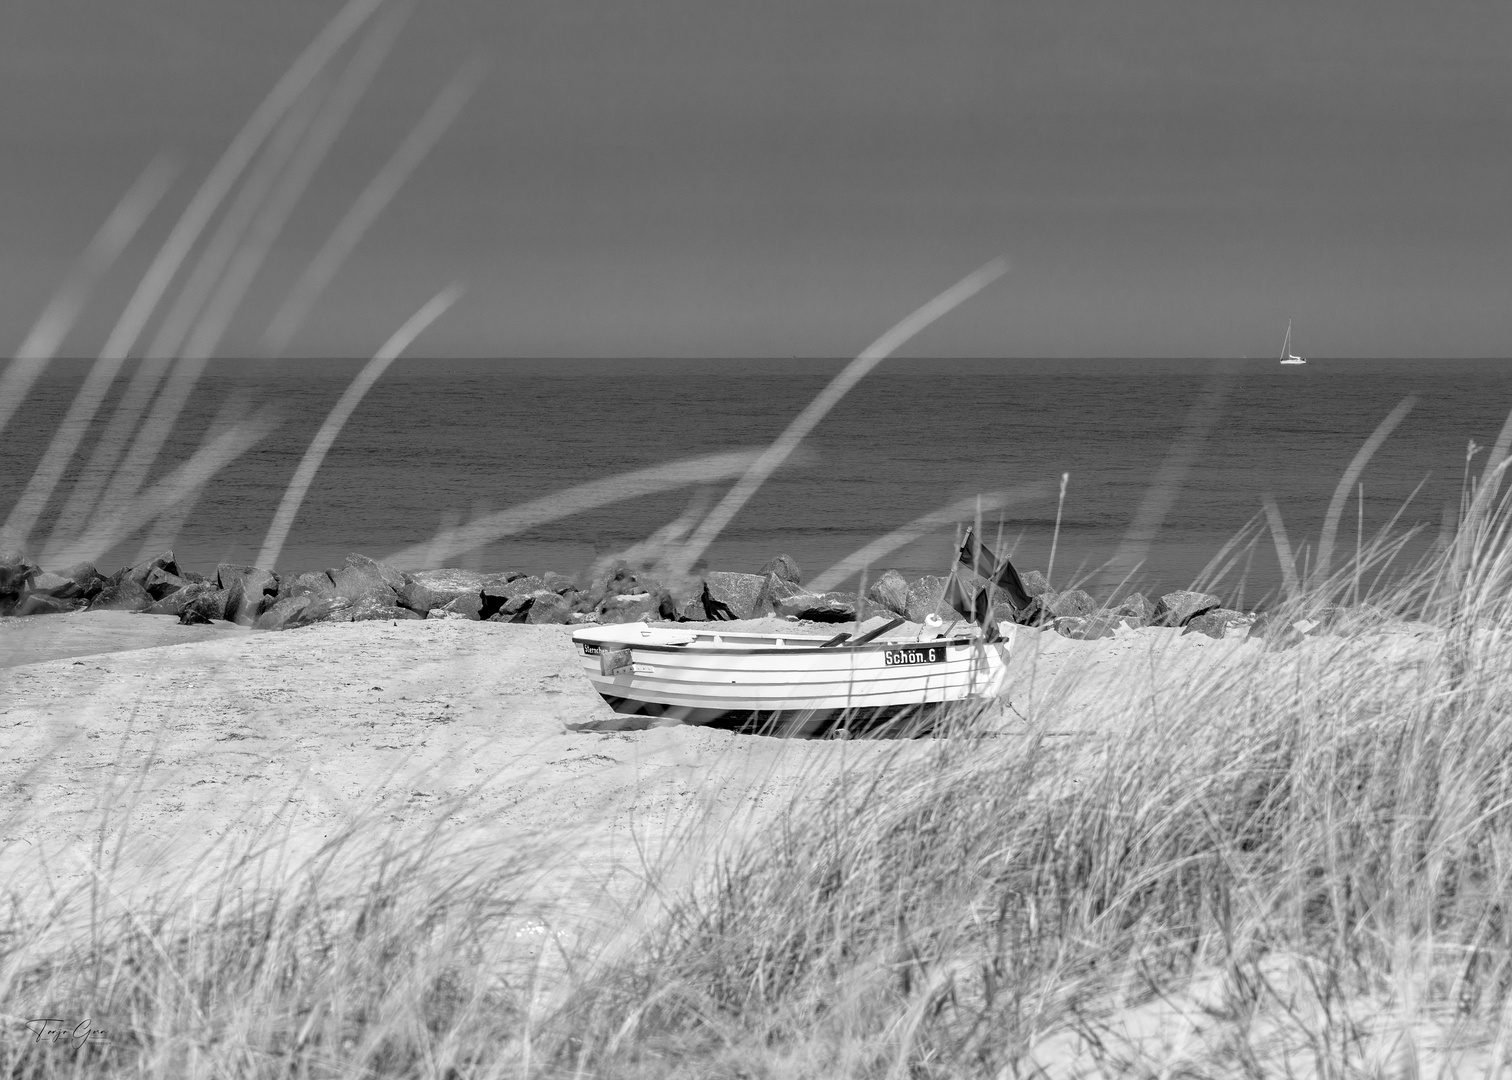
(5, 357, 1511, 606)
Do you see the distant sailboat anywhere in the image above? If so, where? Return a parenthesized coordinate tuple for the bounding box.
(1279, 320, 1307, 364)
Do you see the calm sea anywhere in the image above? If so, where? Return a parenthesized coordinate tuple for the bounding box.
(5, 357, 1512, 606)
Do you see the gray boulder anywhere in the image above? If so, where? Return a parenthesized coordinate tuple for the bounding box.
(54, 562, 105, 600)
(124, 551, 179, 587)
(1055, 614, 1118, 640)
(223, 567, 278, 625)
(1020, 570, 1052, 598)
(145, 580, 218, 617)
(282, 571, 338, 601)
(482, 577, 542, 620)
(865, 570, 910, 617)
(1048, 589, 1096, 619)
(13, 593, 76, 616)
(597, 591, 670, 624)
(541, 571, 576, 593)
(439, 593, 484, 621)
(397, 579, 447, 615)
(904, 576, 949, 624)
(526, 592, 573, 624)
(703, 571, 769, 620)
(178, 586, 229, 624)
(254, 594, 313, 631)
(143, 567, 186, 601)
(1152, 590, 1222, 627)
(0, 551, 36, 612)
(758, 554, 802, 586)
(330, 560, 397, 608)
(347, 595, 406, 622)
(29, 570, 83, 600)
(343, 553, 407, 593)
(410, 568, 520, 595)
(773, 591, 857, 624)
(89, 579, 152, 612)
(1182, 608, 1248, 639)
(1115, 593, 1156, 625)
(296, 596, 353, 624)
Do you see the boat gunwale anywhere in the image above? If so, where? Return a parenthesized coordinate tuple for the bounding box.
(569, 630, 993, 659)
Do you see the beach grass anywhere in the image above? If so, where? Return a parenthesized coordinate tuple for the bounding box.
(8, 3, 1512, 1074)
(5, 471, 1512, 1077)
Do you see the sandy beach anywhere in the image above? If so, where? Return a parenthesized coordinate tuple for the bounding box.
(1, 611, 1287, 908)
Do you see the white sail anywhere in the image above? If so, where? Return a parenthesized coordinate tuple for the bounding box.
(1279, 319, 1306, 364)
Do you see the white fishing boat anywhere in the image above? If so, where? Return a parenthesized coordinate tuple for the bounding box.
(1279, 320, 1307, 364)
(572, 617, 1011, 736)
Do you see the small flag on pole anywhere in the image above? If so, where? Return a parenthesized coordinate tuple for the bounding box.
(945, 571, 991, 627)
(958, 527, 1031, 611)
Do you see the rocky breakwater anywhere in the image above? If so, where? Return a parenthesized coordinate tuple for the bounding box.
(0, 545, 1374, 648)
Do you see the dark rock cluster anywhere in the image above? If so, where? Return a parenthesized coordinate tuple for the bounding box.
(0, 544, 1358, 643)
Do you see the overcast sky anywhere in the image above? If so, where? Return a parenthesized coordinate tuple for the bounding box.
(2, 0, 1509, 359)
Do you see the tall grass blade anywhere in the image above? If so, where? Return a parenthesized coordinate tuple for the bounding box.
(74, 80, 330, 545)
(668, 258, 1009, 578)
(384, 450, 768, 570)
(89, 9, 409, 544)
(1261, 494, 1300, 599)
(807, 486, 1046, 593)
(182, 3, 410, 364)
(1313, 395, 1415, 584)
(256, 284, 463, 570)
(46, 410, 278, 566)
(0, 158, 174, 447)
(1046, 471, 1068, 586)
(43, 0, 384, 558)
(261, 58, 486, 356)
(0, 158, 177, 551)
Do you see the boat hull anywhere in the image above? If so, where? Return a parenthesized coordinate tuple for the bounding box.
(571, 624, 1010, 736)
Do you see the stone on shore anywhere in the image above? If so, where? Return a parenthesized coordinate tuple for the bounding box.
(1048, 589, 1096, 619)
(904, 576, 949, 624)
(90, 579, 153, 612)
(597, 591, 669, 624)
(441, 593, 485, 620)
(14, 593, 75, 617)
(769, 589, 856, 623)
(146, 580, 218, 618)
(282, 571, 338, 601)
(121, 551, 178, 588)
(343, 554, 407, 593)
(55, 563, 105, 599)
(222, 566, 278, 625)
(702, 571, 768, 621)
(329, 560, 396, 608)
(526, 593, 573, 624)
(482, 578, 541, 620)
(179, 588, 230, 625)
(1152, 590, 1221, 627)
(1115, 593, 1155, 625)
(0, 551, 36, 613)
(1020, 570, 1052, 598)
(254, 594, 313, 631)
(28, 570, 84, 600)
(143, 567, 186, 601)
(397, 579, 447, 615)
(348, 595, 411, 622)
(1181, 608, 1248, 639)
(410, 568, 521, 595)
(866, 570, 910, 617)
(758, 554, 801, 585)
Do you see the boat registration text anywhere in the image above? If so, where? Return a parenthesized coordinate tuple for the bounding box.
(883, 645, 946, 666)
